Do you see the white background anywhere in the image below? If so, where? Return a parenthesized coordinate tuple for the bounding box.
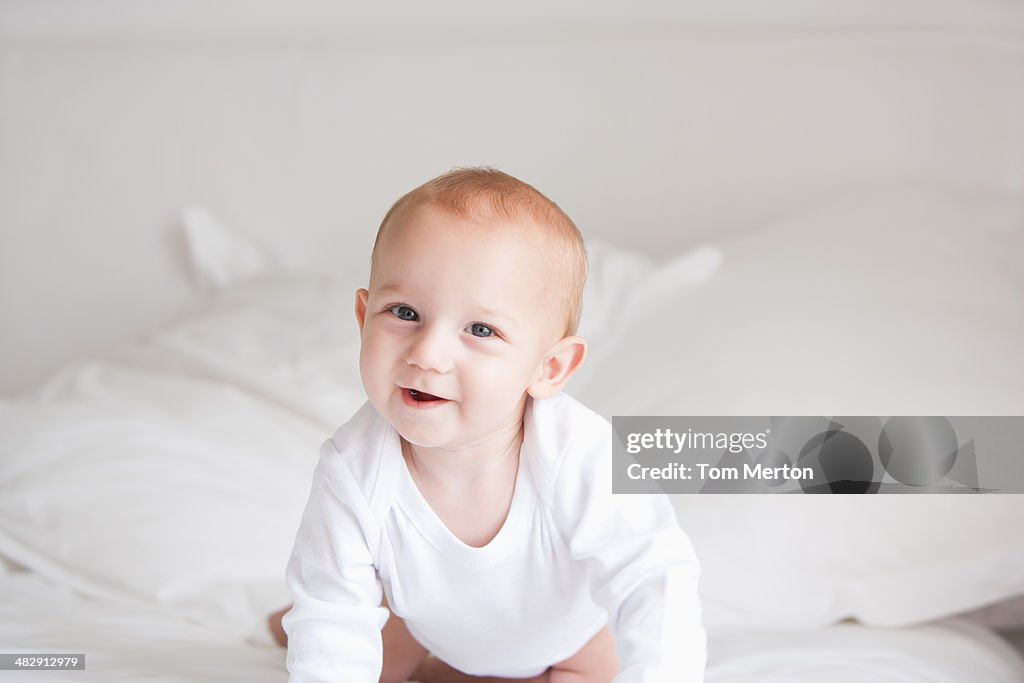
(1, 0, 1022, 395)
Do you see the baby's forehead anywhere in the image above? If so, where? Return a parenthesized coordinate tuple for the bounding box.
(380, 202, 560, 264)
(394, 200, 543, 240)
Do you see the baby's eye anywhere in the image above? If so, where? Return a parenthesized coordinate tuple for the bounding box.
(388, 305, 419, 322)
(468, 323, 494, 338)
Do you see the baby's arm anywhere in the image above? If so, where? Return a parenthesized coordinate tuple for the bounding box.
(283, 443, 389, 683)
(553, 425, 707, 683)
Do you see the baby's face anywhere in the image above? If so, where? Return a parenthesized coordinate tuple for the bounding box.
(356, 203, 563, 452)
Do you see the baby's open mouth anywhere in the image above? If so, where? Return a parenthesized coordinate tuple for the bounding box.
(407, 388, 446, 402)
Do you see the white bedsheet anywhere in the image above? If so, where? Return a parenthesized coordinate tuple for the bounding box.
(0, 570, 285, 683)
(706, 619, 1024, 683)
(3, 570, 1023, 683)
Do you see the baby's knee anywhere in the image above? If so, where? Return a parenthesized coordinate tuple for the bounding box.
(267, 606, 290, 647)
(549, 658, 617, 683)
(377, 665, 410, 683)
(549, 625, 618, 683)
(550, 658, 616, 683)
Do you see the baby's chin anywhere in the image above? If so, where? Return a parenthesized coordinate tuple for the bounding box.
(397, 430, 466, 453)
(396, 419, 501, 454)
(388, 409, 459, 449)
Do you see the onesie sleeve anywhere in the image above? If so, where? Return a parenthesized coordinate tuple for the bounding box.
(552, 417, 707, 683)
(282, 439, 389, 683)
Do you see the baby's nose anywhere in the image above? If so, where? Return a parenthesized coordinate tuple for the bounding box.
(405, 326, 454, 373)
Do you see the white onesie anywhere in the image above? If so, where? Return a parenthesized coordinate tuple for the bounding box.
(282, 392, 706, 683)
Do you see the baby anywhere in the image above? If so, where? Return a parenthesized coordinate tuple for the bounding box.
(271, 168, 707, 683)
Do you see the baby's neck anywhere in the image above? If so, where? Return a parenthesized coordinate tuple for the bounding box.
(401, 420, 525, 494)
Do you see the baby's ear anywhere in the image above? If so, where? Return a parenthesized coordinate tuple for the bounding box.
(528, 336, 587, 400)
(354, 288, 369, 333)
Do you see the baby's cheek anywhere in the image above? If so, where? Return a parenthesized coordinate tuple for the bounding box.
(358, 342, 384, 389)
(480, 364, 534, 402)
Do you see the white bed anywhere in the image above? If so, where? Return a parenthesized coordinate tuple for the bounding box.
(3, 183, 1024, 681)
(3, 569, 1024, 683)
(2, 1, 1024, 680)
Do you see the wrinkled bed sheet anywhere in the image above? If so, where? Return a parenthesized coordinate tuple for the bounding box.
(3, 570, 1023, 683)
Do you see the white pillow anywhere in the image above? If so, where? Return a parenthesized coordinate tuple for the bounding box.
(181, 206, 278, 292)
(579, 183, 1024, 418)
(0, 364, 325, 634)
(572, 238, 722, 398)
(584, 183, 1024, 630)
(118, 273, 368, 432)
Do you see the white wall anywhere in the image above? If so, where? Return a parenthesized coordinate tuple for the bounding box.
(1, 0, 1022, 396)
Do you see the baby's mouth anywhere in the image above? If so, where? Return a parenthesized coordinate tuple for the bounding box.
(407, 388, 446, 402)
